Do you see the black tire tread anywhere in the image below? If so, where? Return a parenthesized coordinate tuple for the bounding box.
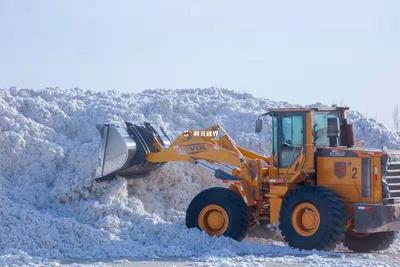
(279, 186, 347, 250)
(343, 231, 396, 252)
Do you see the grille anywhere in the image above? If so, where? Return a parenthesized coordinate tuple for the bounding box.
(382, 153, 400, 204)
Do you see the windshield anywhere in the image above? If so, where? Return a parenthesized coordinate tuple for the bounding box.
(313, 111, 340, 146)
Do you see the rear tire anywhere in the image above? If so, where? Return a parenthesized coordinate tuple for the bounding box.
(186, 187, 249, 241)
(343, 231, 396, 252)
(279, 186, 347, 250)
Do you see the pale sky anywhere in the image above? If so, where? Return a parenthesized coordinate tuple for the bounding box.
(1, 1, 399, 128)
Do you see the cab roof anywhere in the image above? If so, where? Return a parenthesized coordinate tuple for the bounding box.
(266, 106, 349, 115)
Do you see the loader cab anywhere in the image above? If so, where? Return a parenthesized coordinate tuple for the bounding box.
(256, 107, 354, 174)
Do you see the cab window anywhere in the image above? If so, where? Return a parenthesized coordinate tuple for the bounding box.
(280, 115, 304, 167)
(313, 111, 340, 146)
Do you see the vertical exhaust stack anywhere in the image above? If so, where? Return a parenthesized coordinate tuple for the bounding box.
(337, 106, 355, 148)
(95, 122, 170, 182)
(340, 119, 355, 148)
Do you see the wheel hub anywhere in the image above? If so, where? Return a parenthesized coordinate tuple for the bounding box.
(302, 209, 317, 229)
(198, 204, 229, 236)
(292, 203, 320, 237)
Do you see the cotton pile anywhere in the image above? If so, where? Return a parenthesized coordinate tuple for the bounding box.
(0, 87, 399, 266)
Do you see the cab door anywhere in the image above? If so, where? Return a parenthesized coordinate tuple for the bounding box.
(272, 113, 306, 176)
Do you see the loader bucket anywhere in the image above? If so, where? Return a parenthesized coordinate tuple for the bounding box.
(94, 122, 170, 182)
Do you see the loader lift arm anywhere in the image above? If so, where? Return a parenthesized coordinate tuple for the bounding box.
(146, 125, 271, 206)
(147, 125, 270, 166)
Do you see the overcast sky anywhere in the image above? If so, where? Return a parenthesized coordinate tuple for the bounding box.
(1, 1, 399, 128)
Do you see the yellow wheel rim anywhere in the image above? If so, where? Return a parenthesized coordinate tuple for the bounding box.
(291, 202, 320, 237)
(198, 204, 229, 236)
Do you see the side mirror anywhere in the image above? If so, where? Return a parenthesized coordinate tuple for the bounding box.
(255, 118, 263, 133)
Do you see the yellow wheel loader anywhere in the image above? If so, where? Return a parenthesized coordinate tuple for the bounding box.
(95, 107, 400, 252)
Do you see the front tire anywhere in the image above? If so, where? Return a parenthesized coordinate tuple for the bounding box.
(279, 186, 347, 250)
(186, 187, 249, 241)
(343, 230, 396, 252)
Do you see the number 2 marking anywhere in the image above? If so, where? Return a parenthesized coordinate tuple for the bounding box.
(352, 168, 358, 179)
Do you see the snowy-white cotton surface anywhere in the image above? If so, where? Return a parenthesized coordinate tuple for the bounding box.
(1, 87, 399, 266)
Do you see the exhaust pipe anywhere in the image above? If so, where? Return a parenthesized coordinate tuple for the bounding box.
(95, 122, 170, 182)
